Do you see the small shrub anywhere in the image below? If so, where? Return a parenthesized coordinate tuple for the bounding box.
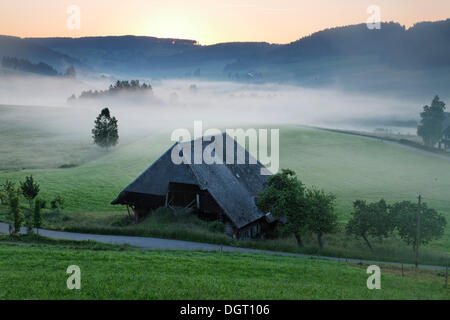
(0, 180, 15, 205)
(151, 207, 177, 223)
(111, 215, 133, 227)
(20, 175, 40, 209)
(38, 199, 47, 209)
(8, 188, 23, 235)
(50, 195, 65, 210)
(25, 217, 34, 235)
(0, 192, 6, 205)
(208, 221, 225, 233)
(33, 199, 42, 233)
(59, 164, 78, 169)
(41, 210, 71, 223)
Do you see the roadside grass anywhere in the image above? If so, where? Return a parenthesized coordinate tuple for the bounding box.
(46, 208, 235, 246)
(0, 233, 135, 251)
(0, 241, 448, 300)
(1, 205, 447, 267)
(351, 262, 449, 284)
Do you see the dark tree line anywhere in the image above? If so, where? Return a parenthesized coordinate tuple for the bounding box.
(2, 56, 58, 76)
(2, 56, 76, 78)
(0, 176, 65, 236)
(257, 169, 447, 252)
(346, 199, 446, 252)
(70, 80, 152, 101)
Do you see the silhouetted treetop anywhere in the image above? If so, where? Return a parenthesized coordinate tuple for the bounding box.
(70, 80, 153, 101)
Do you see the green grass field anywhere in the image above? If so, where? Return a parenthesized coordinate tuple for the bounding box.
(0, 239, 447, 300)
(0, 105, 449, 264)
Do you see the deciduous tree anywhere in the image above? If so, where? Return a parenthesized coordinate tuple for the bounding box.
(417, 95, 446, 147)
(391, 201, 446, 252)
(257, 169, 308, 247)
(305, 188, 338, 249)
(346, 199, 392, 251)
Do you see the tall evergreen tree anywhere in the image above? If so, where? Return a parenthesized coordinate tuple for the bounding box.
(92, 108, 119, 150)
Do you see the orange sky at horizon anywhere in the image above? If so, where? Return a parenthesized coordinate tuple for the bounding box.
(0, 0, 449, 45)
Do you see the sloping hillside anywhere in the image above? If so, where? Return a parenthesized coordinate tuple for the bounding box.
(0, 35, 79, 72)
(26, 35, 199, 75)
(268, 20, 450, 68)
(26, 36, 278, 76)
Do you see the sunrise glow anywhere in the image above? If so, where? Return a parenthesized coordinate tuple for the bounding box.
(0, 0, 449, 44)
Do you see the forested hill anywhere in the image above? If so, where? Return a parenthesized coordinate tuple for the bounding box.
(1, 19, 450, 96)
(0, 35, 80, 72)
(268, 20, 450, 68)
(26, 36, 278, 75)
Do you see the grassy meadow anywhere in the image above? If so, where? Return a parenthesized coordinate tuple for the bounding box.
(0, 238, 448, 300)
(0, 105, 449, 266)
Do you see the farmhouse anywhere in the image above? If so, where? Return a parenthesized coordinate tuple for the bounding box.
(111, 133, 282, 240)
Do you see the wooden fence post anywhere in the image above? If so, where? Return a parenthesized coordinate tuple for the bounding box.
(446, 262, 448, 289)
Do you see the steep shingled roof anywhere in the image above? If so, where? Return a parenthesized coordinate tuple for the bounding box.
(112, 133, 270, 228)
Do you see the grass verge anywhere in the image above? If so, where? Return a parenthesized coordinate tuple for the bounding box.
(0, 239, 448, 299)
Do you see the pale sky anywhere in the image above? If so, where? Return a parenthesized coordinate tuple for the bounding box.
(0, 0, 449, 44)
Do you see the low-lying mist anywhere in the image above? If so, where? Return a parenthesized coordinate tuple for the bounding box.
(0, 74, 422, 142)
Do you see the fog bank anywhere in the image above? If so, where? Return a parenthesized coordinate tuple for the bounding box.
(0, 75, 422, 138)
